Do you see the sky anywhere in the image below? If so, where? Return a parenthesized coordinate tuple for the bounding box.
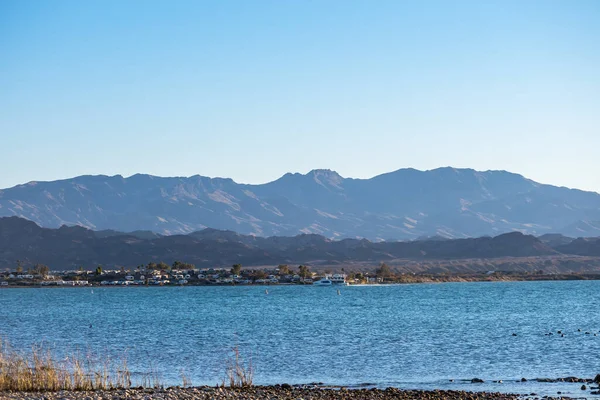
(1, 0, 599, 192)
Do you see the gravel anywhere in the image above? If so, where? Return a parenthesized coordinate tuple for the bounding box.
(0, 386, 568, 400)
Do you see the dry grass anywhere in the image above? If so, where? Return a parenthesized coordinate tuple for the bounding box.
(224, 345, 253, 388)
(180, 368, 192, 388)
(1, 338, 257, 392)
(0, 339, 134, 391)
(140, 361, 162, 389)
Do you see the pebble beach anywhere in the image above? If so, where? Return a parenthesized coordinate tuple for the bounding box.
(0, 386, 569, 400)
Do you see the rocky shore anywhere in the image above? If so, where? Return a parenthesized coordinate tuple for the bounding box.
(0, 386, 571, 400)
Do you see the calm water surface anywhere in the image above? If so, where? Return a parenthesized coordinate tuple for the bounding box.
(1, 281, 600, 396)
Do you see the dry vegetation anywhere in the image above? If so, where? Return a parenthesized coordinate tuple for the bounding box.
(0, 339, 257, 392)
(0, 339, 152, 391)
(223, 345, 253, 388)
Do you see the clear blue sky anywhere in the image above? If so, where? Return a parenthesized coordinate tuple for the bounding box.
(1, 0, 599, 191)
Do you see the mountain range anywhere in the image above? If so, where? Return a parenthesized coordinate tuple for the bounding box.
(1, 167, 600, 240)
(1, 216, 600, 271)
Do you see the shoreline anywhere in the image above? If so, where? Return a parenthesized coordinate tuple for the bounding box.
(0, 386, 573, 400)
(3, 273, 600, 289)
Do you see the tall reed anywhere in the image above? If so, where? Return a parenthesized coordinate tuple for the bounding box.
(224, 345, 253, 388)
(0, 339, 135, 391)
(1, 338, 256, 391)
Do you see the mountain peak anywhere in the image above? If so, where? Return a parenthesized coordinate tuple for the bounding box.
(308, 168, 341, 176)
(307, 169, 344, 188)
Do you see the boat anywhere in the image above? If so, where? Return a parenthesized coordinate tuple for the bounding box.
(330, 274, 349, 285)
(313, 278, 333, 286)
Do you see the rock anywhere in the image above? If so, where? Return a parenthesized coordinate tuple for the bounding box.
(471, 378, 484, 383)
(582, 384, 587, 390)
(281, 383, 292, 390)
(595, 374, 600, 383)
(521, 378, 527, 382)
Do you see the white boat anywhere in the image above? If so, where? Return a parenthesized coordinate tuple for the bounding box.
(330, 274, 349, 285)
(313, 278, 332, 286)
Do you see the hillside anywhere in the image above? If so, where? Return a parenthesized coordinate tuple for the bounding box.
(5, 216, 600, 272)
(1, 168, 600, 240)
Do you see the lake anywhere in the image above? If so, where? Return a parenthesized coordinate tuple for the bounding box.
(1, 281, 599, 397)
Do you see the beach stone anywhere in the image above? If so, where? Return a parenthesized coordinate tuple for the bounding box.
(563, 376, 580, 382)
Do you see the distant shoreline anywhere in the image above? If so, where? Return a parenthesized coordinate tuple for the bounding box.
(3, 273, 600, 289)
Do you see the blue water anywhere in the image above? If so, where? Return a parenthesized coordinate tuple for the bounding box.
(1, 281, 600, 396)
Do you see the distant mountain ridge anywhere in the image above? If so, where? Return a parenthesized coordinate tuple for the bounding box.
(1, 167, 600, 240)
(1, 216, 600, 272)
